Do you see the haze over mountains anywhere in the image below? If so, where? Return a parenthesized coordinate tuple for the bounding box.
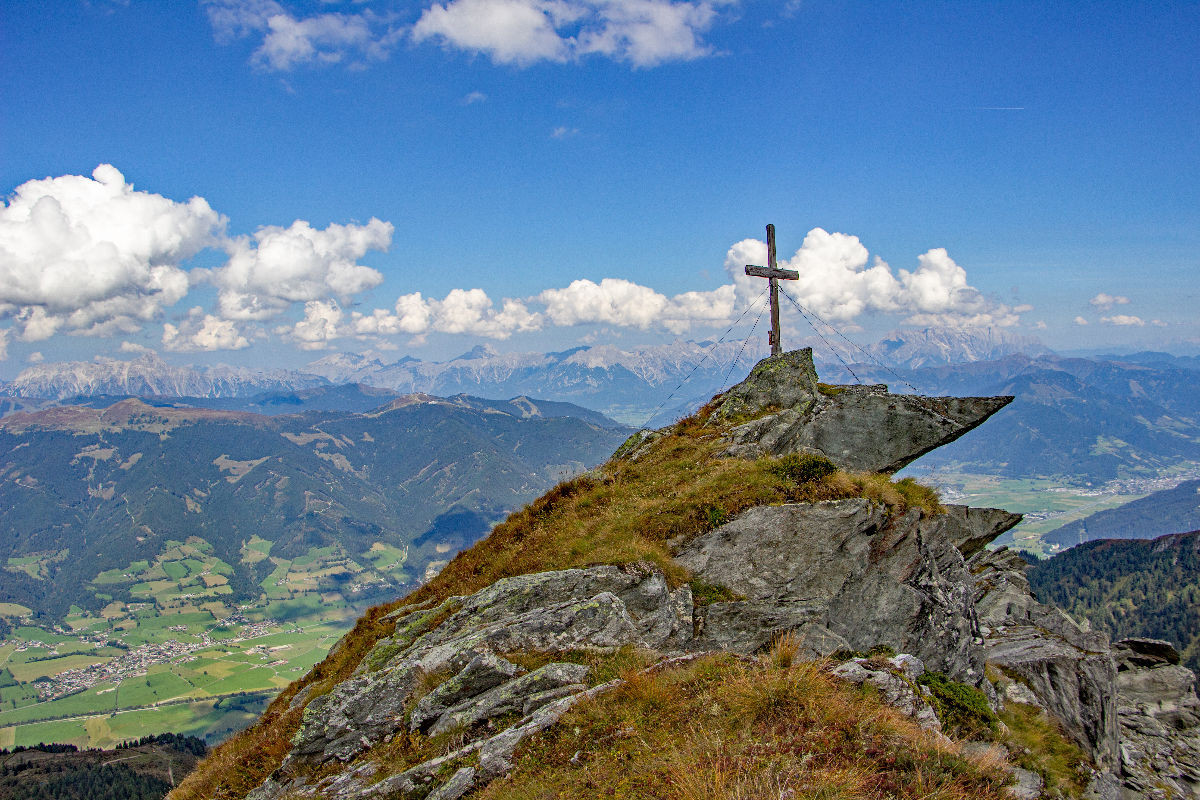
(5, 326, 1197, 487)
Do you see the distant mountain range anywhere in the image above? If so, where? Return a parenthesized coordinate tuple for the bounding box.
(0, 394, 630, 621)
(4, 329, 1199, 485)
(6, 354, 327, 400)
(864, 327, 1052, 368)
(1, 327, 1049, 424)
(1042, 479, 1200, 550)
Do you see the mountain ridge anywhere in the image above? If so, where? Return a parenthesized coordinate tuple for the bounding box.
(169, 349, 1200, 800)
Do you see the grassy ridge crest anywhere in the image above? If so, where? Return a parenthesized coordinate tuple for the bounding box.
(170, 409, 946, 800)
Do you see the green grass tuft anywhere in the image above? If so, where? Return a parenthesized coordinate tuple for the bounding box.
(917, 672, 998, 740)
(768, 452, 838, 485)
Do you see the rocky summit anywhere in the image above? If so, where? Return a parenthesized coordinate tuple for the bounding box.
(173, 349, 1200, 800)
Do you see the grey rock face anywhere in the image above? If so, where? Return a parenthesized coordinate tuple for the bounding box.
(1009, 767, 1045, 800)
(972, 550, 1200, 797)
(677, 499, 985, 682)
(427, 662, 590, 736)
(940, 505, 1024, 558)
(712, 349, 820, 421)
(262, 564, 692, 799)
(409, 652, 524, 733)
(970, 546, 1120, 771)
(722, 385, 1013, 473)
(705, 348, 1012, 474)
(1114, 640, 1200, 799)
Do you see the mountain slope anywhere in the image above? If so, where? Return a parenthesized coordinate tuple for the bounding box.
(1027, 530, 1200, 676)
(170, 350, 1132, 800)
(0, 396, 630, 621)
(1043, 479, 1200, 549)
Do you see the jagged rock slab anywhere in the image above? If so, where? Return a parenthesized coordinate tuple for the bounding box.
(971, 547, 1121, 771)
(282, 565, 693, 777)
(1114, 640, 1200, 799)
(676, 498, 985, 682)
(713, 349, 1013, 473)
(941, 505, 1024, 558)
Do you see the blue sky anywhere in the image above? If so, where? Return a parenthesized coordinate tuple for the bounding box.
(1, 0, 1198, 375)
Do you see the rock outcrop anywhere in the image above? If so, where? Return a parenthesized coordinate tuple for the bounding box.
(715, 349, 1013, 473)
(971, 548, 1200, 797)
(1115, 639, 1200, 799)
(675, 499, 992, 683)
(971, 547, 1121, 770)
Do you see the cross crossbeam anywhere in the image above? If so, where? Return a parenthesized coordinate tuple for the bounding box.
(744, 224, 798, 356)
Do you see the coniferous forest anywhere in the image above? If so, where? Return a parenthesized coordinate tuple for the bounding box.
(1027, 530, 1200, 676)
(0, 733, 206, 800)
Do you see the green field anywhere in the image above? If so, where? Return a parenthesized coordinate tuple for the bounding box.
(0, 533, 407, 748)
(895, 467, 1151, 556)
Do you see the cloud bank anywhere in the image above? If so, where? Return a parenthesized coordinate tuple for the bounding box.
(1, 165, 1026, 356)
(205, 0, 730, 70)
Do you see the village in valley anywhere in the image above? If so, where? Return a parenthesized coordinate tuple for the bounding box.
(0, 534, 407, 749)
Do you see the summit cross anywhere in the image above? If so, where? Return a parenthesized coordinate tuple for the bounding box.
(744, 224, 799, 356)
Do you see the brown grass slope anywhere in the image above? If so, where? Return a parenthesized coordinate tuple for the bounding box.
(171, 403, 1075, 800)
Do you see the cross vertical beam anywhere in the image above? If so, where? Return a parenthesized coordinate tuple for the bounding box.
(766, 224, 781, 356)
(745, 224, 799, 356)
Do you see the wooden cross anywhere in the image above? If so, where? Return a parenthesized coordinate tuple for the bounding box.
(745, 224, 799, 356)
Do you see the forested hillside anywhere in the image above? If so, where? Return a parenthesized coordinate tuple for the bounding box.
(1042, 479, 1200, 549)
(1027, 530, 1200, 675)
(0, 733, 205, 800)
(0, 395, 629, 621)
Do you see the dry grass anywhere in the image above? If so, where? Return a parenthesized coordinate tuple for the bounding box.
(474, 654, 1011, 800)
(171, 412, 945, 800)
(405, 418, 942, 609)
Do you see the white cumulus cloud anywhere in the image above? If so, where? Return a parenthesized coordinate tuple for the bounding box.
(1101, 314, 1145, 326)
(1089, 292, 1130, 310)
(537, 278, 733, 334)
(163, 308, 251, 352)
(1074, 316, 1089, 326)
(412, 0, 726, 67)
(213, 218, 392, 321)
(354, 289, 542, 340)
(278, 299, 345, 350)
(722, 229, 1019, 328)
(0, 164, 223, 341)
